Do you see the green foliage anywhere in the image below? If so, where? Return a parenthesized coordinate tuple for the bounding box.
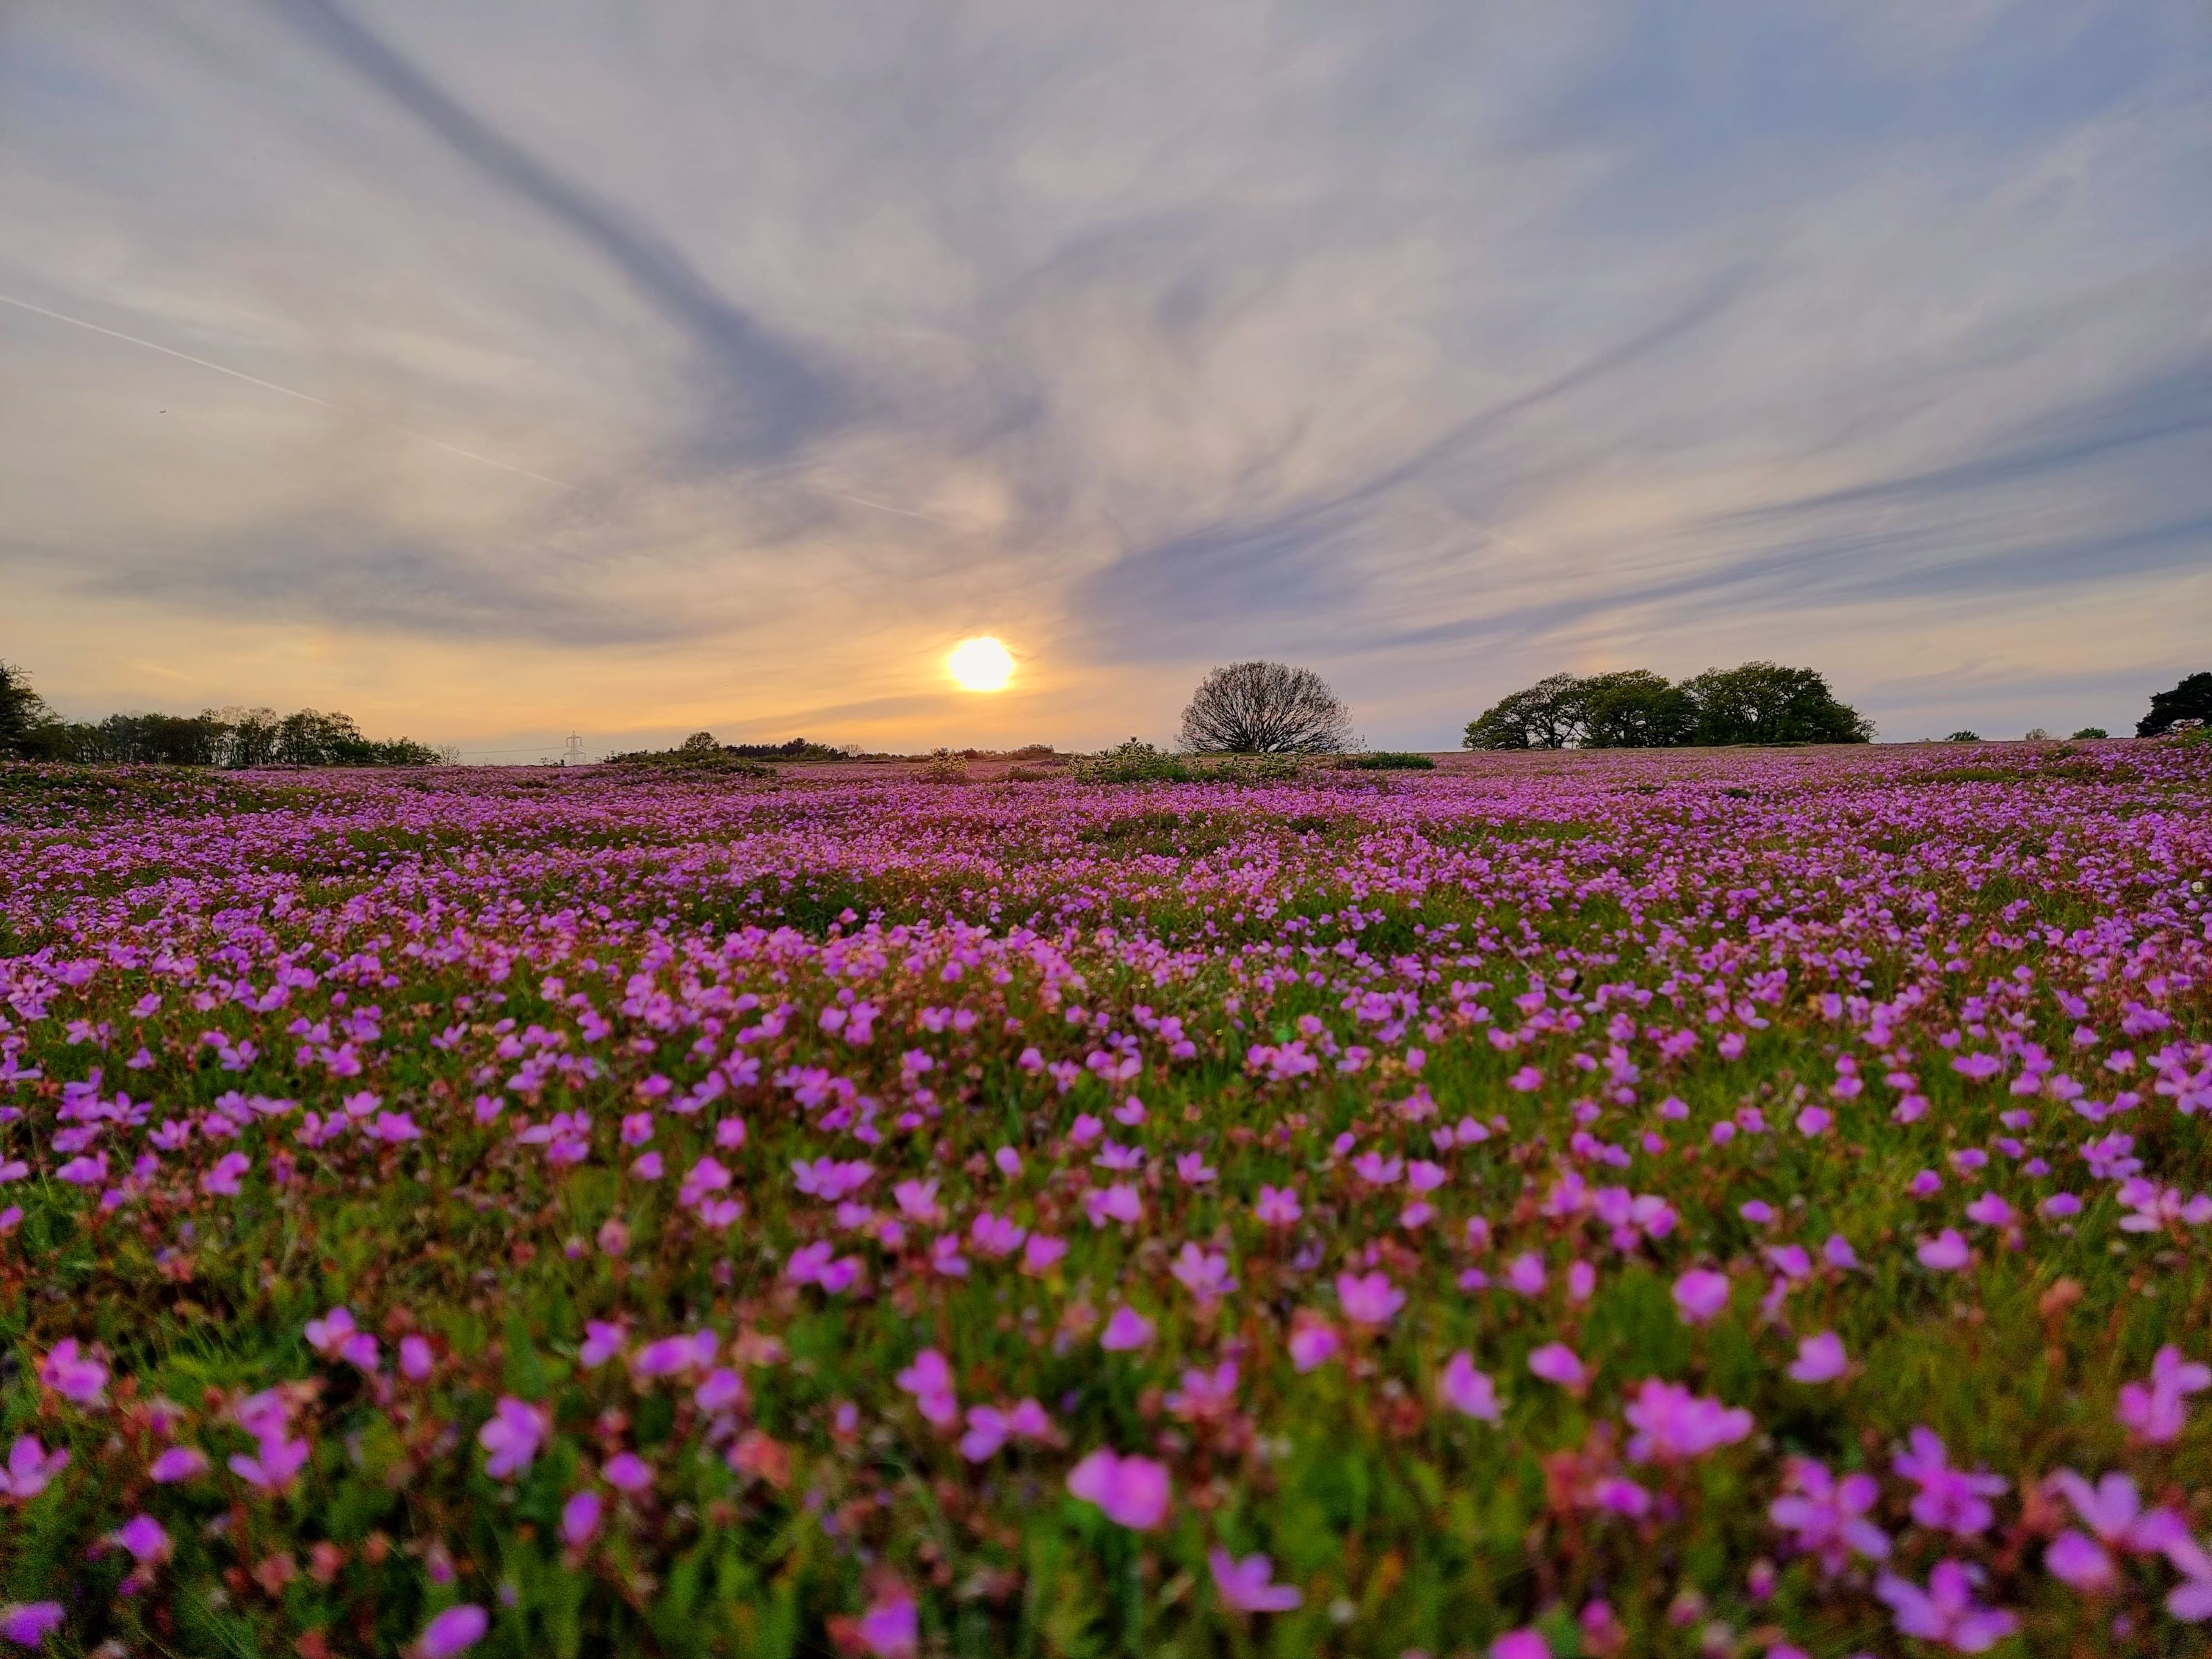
(1945, 731, 1983, 743)
(1465, 662, 1873, 750)
(2072, 727, 2109, 740)
(1340, 752, 1436, 771)
(1071, 740, 1196, 784)
(602, 733, 774, 775)
(2138, 671, 2212, 738)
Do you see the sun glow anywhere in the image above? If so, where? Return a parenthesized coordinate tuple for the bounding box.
(946, 635, 1015, 693)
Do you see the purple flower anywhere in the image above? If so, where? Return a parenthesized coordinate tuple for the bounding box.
(1622, 1378, 1752, 1462)
(1209, 1549, 1301, 1613)
(602, 1451, 653, 1493)
(856, 1589, 917, 1658)
(1786, 1331, 1848, 1383)
(0, 1436, 68, 1500)
(1288, 1323, 1340, 1372)
(1916, 1229, 1971, 1271)
(477, 1397, 547, 1480)
(1066, 1448, 1171, 1530)
(107, 1513, 169, 1564)
(1335, 1271, 1405, 1328)
(2117, 1345, 2210, 1443)
(415, 1604, 489, 1659)
(1769, 1458, 1889, 1575)
(1100, 1307, 1155, 1352)
(1893, 1427, 2006, 1537)
(1672, 1268, 1731, 1325)
(1527, 1343, 1587, 1394)
(149, 1445, 209, 1483)
(37, 1340, 106, 1407)
(1438, 1351, 1503, 1423)
(1875, 1560, 2017, 1653)
(561, 1488, 603, 1547)
(0, 1604, 64, 1647)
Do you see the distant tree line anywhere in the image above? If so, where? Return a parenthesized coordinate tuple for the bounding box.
(0, 662, 443, 767)
(1463, 662, 1875, 750)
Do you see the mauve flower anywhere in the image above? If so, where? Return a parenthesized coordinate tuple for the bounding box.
(1875, 1560, 2017, 1653)
(0, 1604, 64, 1647)
(856, 1589, 917, 1658)
(107, 1512, 169, 1564)
(1917, 1229, 1971, 1271)
(1769, 1458, 1888, 1575)
(415, 1604, 489, 1659)
(1255, 1185, 1302, 1226)
(1336, 1271, 1405, 1327)
(149, 1445, 209, 1483)
(1438, 1351, 1503, 1423)
(1066, 1448, 1171, 1530)
(2045, 1529, 2116, 1592)
(1893, 1427, 2006, 1537)
(1528, 1343, 1587, 1393)
(1787, 1331, 1848, 1383)
(400, 1335, 435, 1380)
(1623, 1378, 1753, 1462)
(561, 1488, 602, 1547)
(477, 1398, 547, 1480)
(229, 1432, 311, 1493)
(1491, 1631, 1550, 1659)
(1672, 1268, 1731, 1324)
(579, 1322, 626, 1368)
(1209, 1549, 1301, 1613)
(38, 1340, 106, 1407)
(1100, 1307, 1155, 1351)
(0, 1436, 68, 1499)
(602, 1452, 653, 1493)
(1288, 1323, 1340, 1373)
(2117, 1345, 2211, 1443)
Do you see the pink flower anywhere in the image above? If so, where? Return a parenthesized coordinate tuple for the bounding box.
(106, 1513, 169, 1564)
(1491, 1632, 1550, 1659)
(400, 1335, 435, 1380)
(561, 1488, 603, 1546)
(1672, 1268, 1731, 1325)
(1527, 1343, 1587, 1394)
(896, 1349, 958, 1427)
(1787, 1331, 1848, 1383)
(1917, 1229, 1971, 1271)
(1255, 1185, 1302, 1226)
(2117, 1345, 2210, 1443)
(1100, 1307, 1155, 1351)
(0, 1604, 64, 1647)
(477, 1397, 547, 1480)
(602, 1452, 653, 1493)
(1335, 1271, 1405, 1328)
(415, 1604, 489, 1658)
(2045, 1529, 2115, 1592)
(1288, 1323, 1340, 1372)
(229, 1432, 311, 1492)
(1622, 1378, 1753, 1462)
(1893, 1427, 2005, 1537)
(0, 1436, 68, 1499)
(1209, 1549, 1301, 1613)
(1066, 1448, 1172, 1530)
(148, 1445, 209, 1483)
(200, 1151, 252, 1195)
(1438, 1351, 1502, 1423)
(1769, 1458, 1889, 1575)
(1875, 1560, 2017, 1653)
(1021, 1234, 1069, 1275)
(580, 1322, 626, 1368)
(856, 1589, 918, 1658)
(37, 1340, 107, 1407)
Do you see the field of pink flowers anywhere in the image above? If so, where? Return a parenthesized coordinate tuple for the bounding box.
(1, 742, 2209, 1658)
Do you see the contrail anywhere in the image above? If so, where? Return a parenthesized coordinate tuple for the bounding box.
(0, 288, 571, 489)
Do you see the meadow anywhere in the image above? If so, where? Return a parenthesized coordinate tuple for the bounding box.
(1, 742, 2209, 1658)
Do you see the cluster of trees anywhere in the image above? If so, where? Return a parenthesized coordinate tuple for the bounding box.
(0, 662, 444, 768)
(1463, 662, 1875, 751)
(2140, 672, 2212, 738)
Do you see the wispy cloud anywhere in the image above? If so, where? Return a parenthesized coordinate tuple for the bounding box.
(1, 0, 2207, 747)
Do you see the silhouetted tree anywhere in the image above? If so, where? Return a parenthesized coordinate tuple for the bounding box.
(1179, 662, 1351, 753)
(2139, 672, 2212, 738)
(0, 661, 56, 759)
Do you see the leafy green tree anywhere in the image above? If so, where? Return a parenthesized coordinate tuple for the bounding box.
(1462, 672, 1587, 750)
(1682, 662, 1873, 745)
(0, 659, 55, 758)
(1580, 670, 1696, 748)
(2072, 727, 2108, 740)
(2137, 672, 2212, 737)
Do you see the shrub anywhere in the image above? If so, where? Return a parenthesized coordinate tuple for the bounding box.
(920, 748, 969, 783)
(1341, 751, 1435, 770)
(1071, 740, 1194, 784)
(1944, 730, 1983, 743)
(603, 734, 771, 775)
(2022, 727, 2053, 742)
(2072, 727, 2109, 740)
(1179, 662, 1351, 753)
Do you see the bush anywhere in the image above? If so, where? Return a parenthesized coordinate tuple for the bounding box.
(1944, 731, 1983, 743)
(919, 748, 969, 782)
(1341, 751, 1435, 770)
(1179, 662, 1351, 754)
(2022, 727, 2053, 742)
(1070, 740, 1194, 784)
(2072, 727, 2109, 740)
(603, 733, 771, 775)
(723, 736, 850, 761)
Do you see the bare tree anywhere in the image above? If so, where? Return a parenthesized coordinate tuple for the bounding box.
(1179, 662, 1351, 753)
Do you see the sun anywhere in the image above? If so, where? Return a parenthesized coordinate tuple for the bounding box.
(946, 635, 1015, 693)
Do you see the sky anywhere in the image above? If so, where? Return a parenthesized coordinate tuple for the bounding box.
(2, 0, 2209, 758)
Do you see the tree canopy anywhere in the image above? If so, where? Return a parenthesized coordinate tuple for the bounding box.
(1464, 662, 1873, 750)
(2139, 672, 2212, 738)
